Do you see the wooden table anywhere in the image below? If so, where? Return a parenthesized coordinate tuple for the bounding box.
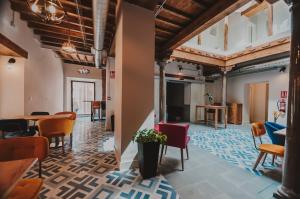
(0, 158, 37, 198)
(12, 114, 72, 121)
(274, 129, 286, 136)
(195, 105, 227, 129)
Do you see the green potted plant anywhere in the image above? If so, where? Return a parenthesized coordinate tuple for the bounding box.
(132, 129, 167, 179)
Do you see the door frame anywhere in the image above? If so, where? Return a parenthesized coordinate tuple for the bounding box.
(71, 80, 96, 113)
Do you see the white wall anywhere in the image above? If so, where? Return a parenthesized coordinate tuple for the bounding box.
(105, 57, 115, 130)
(190, 83, 205, 122)
(0, 0, 64, 115)
(227, 68, 289, 124)
(0, 56, 25, 118)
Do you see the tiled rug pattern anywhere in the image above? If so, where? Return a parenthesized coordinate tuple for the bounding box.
(25, 119, 179, 199)
(188, 123, 282, 176)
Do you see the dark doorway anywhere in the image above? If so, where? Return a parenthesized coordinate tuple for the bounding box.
(166, 81, 190, 122)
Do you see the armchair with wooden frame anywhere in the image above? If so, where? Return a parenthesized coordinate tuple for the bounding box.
(0, 136, 49, 178)
(54, 112, 77, 147)
(251, 122, 285, 170)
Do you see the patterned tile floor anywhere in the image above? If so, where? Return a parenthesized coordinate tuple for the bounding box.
(25, 118, 179, 199)
(188, 123, 282, 175)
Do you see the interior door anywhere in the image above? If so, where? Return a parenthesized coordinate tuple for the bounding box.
(71, 81, 95, 115)
(249, 82, 269, 123)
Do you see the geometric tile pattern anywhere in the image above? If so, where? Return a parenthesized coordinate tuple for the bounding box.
(24, 118, 179, 199)
(188, 123, 282, 176)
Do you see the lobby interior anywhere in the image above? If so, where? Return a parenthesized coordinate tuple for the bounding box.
(0, 0, 300, 198)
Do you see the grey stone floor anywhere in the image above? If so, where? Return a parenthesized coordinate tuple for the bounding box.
(158, 145, 282, 199)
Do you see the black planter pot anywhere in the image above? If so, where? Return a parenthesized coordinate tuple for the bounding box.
(137, 142, 160, 179)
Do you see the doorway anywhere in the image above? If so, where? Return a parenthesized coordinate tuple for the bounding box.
(249, 82, 269, 123)
(166, 81, 190, 122)
(71, 81, 95, 115)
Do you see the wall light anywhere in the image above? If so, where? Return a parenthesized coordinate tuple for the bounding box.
(7, 58, 16, 69)
(279, 66, 286, 73)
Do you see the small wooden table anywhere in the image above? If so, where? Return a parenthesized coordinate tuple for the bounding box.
(195, 105, 227, 129)
(0, 158, 37, 198)
(274, 129, 286, 136)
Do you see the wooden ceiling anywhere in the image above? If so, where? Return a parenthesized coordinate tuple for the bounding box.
(10, 0, 250, 70)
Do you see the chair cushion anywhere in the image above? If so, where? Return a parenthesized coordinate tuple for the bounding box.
(259, 144, 284, 156)
(7, 178, 43, 199)
(43, 131, 65, 138)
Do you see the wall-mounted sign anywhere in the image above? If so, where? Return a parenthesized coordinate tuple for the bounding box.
(110, 71, 115, 79)
(281, 91, 288, 98)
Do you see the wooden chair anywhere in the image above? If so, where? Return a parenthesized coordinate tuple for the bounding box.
(157, 123, 190, 171)
(6, 178, 43, 199)
(91, 101, 101, 121)
(251, 122, 285, 170)
(0, 136, 49, 178)
(38, 118, 73, 154)
(54, 112, 77, 147)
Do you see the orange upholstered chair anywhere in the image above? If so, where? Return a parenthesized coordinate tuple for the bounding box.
(7, 178, 43, 199)
(38, 118, 73, 154)
(251, 122, 285, 170)
(55, 112, 77, 147)
(0, 136, 49, 177)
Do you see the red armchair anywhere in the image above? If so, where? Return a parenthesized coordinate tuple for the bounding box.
(157, 123, 190, 171)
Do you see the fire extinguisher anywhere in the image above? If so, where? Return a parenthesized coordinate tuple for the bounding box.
(277, 99, 286, 113)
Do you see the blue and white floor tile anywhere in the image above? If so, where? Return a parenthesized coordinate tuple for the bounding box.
(25, 118, 179, 199)
(188, 123, 282, 176)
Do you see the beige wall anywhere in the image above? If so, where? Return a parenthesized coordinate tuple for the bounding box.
(0, 0, 64, 115)
(115, 2, 155, 166)
(249, 82, 268, 123)
(0, 56, 25, 118)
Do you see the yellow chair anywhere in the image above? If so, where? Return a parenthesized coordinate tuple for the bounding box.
(0, 136, 49, 178)
(38, 118, 73, 154)
(251, 122, 285, 170)
(55, 112, 76, 147)
(7, 178, 43, 199)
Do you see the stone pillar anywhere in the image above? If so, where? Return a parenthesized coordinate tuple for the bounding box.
(274, 1, 300, 198)
(158, 61, 166, 122)
(115, 1, 155, 167)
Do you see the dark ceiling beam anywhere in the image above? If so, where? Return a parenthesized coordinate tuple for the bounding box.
(60, 0, 92, 11)
(41, 40, 90, 51)
(156, 25, 175, 35)
(18, 12, 94, 29)
(40, 36, 93, 47)
(27, 22, 93, 37)
(162, 4, 192, 21)
(33, 29, 94, 42)
(191, 0, 210, 9)
(125, 0, 157, 11)
(156, 16, 182, 29)
(27, 21, 94, 35)
(63, 59, 95, 67)
(41, 41, 91, 53)
(161, 0, 251, 51)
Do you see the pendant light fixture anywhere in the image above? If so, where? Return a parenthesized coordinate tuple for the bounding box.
(27, 0, 65, 24)
(61, 29, 77, 54)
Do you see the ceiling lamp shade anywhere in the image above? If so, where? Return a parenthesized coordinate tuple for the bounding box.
(27, 0, 66, 24)
(61, 40, 77, 54)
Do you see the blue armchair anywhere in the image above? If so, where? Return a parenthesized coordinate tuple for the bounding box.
(264, 122, 286, 146)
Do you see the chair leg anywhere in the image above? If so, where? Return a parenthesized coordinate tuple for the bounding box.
(253, 152, 265, 170)
(181, 149, 184, 171)
(70, 134, 73, 148)
(39, 161, 42, 178)
(159, 145, 164, 164)
(186, 145, 189, 160)
(272, 154, 276, 165)
(98, 108, 101, 120)
(262, 153, 268, 165)
(164, 145, 167, 155)
(61, 136, 65, 154)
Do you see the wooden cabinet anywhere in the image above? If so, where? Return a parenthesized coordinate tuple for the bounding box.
(227, 103, 243, 125)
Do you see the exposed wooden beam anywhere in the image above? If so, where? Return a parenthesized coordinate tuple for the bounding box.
(162, 5, 192, 21)
(41, 43, 91, 54)
(40, 36, 92, 47)
(63, 59, 95, 67)
(156, 16, 182, 29)
(267, 3, 273, 36)
(27, 21, 93, 35)
(41, 40, 90, 52)
(33, 29, 94, 42)
(226, 37, 290, 66)
(191, 0, 209, 9)
(224, 16, 229, 51)
(161, 0, 251, 51)
(155, 25, 175, 35)
(241, 1, 269, 17)
(172, 47, 226, 67)
(0, 33, 28, 58)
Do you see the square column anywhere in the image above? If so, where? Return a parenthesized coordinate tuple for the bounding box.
(115, 1, 155, 167)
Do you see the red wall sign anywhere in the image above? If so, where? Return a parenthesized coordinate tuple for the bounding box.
(281, 91, 288, 98)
